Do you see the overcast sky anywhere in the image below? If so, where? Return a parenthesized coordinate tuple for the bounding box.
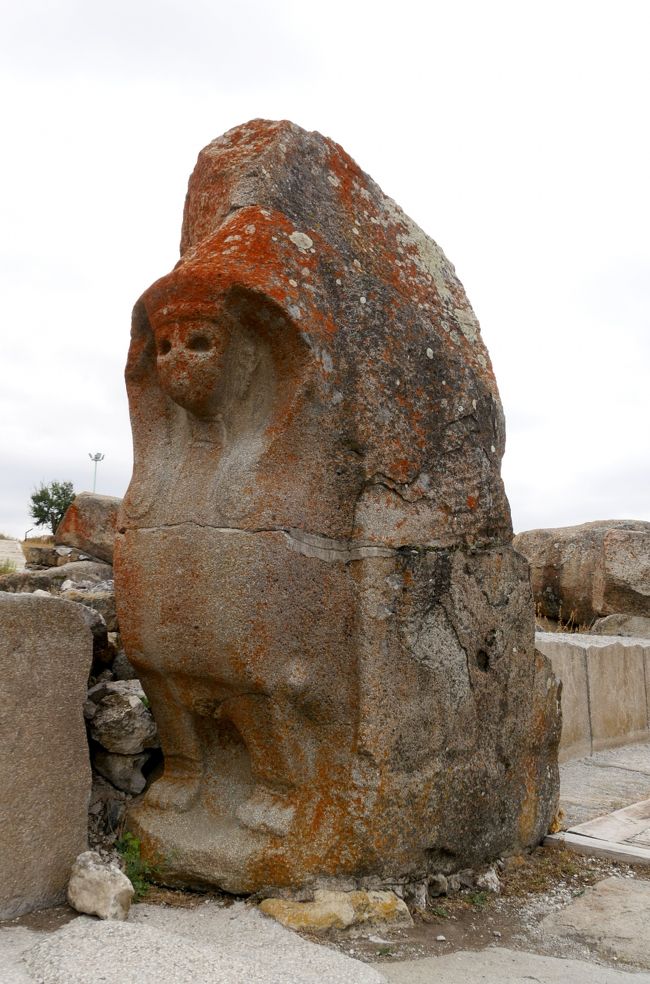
(1, 0, 648, 539)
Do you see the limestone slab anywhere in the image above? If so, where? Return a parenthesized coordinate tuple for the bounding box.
(376, 947, 650, 983)
(541, 876, 650, 969)
(0, 593, 93, 919)
(570, 797, 650, 844)
(536, 632, 650, 759)
(534, 634, 591, 760)
(559, 757, 650, 827)
(587, 641, 648, 750)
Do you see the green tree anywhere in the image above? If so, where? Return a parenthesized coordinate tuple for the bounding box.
(29, 481, 75, 534)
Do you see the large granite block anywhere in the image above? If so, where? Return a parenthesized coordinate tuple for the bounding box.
(115, 119, 561, 893)
(0, 593, 92, 919)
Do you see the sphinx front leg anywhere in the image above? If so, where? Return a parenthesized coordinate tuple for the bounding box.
(220, 694, 310, 837)
(140, 674, 203, 813)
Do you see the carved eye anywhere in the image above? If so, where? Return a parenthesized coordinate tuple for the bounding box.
(187, 333, 211, 352)
(158, 338, 172, 355)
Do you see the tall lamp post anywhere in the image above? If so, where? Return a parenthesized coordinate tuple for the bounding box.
(88, 452, 105, 493)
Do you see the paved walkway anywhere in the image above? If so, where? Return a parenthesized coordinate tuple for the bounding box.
(0, 538, 25, 572)
(547, 741, 650, 865)
(558, 742, 650, 828)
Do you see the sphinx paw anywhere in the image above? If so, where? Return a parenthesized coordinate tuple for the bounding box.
(235, 787, 295, 837)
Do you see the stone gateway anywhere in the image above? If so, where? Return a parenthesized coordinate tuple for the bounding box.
(114, 119, 560, 893)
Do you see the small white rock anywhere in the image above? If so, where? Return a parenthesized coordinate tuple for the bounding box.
(426, 348, 434, 359)
(476, 866, 501, 894)
(436, 934, 447, 942)
(67, 851, 134, 921)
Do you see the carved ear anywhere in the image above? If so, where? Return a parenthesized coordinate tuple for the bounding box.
(222, 285, 301, 339)
(125, 297, 157, 385)
(222, 285, 309, 377)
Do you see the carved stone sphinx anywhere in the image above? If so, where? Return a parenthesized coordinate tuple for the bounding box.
(114, 119, 560, 894)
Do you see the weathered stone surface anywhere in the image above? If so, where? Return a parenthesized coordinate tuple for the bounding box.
(0, 560, 113, 594)
(592, 613, 650, 637)
(514, 520, 650, 625)
(541, 876, 650, 969)
(111, 649, 138, 680)
(64, 588, 118, 631)
(56, 492, 122, 564)
(260, 889, 412, 932)
(0, 593, 92, 919)
(21, 542, 60, 568)
(93, 750, 150, 794)
(67, 851, 134, 920)
(89, 689, 159, 754)
(88, 776, 128, 844)
(376, 948, 650, 983)
(115, 119, 560, 893)
(537, 632, 650, 758)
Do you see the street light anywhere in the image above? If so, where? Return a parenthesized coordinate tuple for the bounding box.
(88, 452, 105, 493)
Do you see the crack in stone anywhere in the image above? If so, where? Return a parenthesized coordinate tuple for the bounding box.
(121, 521, 506, 562)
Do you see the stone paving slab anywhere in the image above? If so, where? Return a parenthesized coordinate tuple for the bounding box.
(559, 742, 650, 827)
(375, 947, 650, 983)
(542, 876, 650, 970)
(573, 797, 650, 846)
(0, 539, 25, 571)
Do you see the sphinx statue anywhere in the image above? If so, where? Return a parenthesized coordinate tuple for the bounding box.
(114, 119, 560, 894)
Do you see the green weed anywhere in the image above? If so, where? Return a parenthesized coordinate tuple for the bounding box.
(115, 832, 157, 900)
(468, 890, 489, 907)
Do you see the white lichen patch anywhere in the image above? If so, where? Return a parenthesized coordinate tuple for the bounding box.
(289, 279, 298, 287)
(245, 224, 256, 235)
(289, 231, 314, 251)
(360, 296, 367, 305)
(454, 307, 481, 345)
(288, 304, 302, 320)
(327, 173, 340, 187)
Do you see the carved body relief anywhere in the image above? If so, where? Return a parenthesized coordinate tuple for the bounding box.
(115, 119, 560, 893)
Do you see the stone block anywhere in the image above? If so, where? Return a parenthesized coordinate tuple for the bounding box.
(587, 641, 648, 752)
(56, 492, 122, 564)
(259, 889, 412, 932)
(514, 520, 650, 624)
(535, 635, 591, 761)
(592, 613, 650, 637)
(536, 632, 650, 760)
(0, 593, 93, 919)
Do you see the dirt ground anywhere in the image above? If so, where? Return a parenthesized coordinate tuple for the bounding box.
(9, 845, 646, 973)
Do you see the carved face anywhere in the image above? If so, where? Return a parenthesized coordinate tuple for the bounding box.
(152, 314, 231, 419)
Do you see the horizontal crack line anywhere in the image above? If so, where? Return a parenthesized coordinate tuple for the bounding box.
(120, 521, 506, 562)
